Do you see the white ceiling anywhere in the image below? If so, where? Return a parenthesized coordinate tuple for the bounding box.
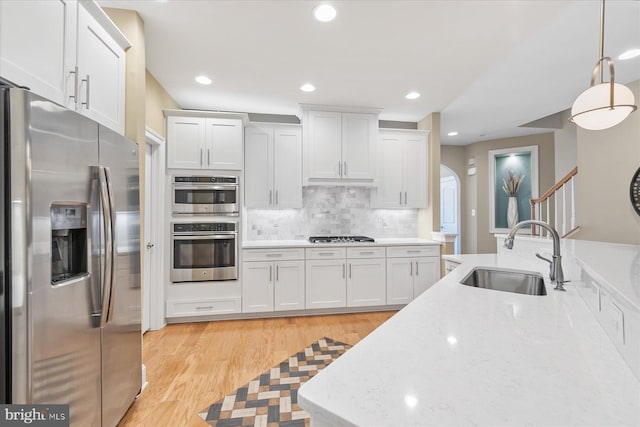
(99, 0, 640, 145)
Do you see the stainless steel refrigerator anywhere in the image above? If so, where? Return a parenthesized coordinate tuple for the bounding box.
(0, 87, 141, 426)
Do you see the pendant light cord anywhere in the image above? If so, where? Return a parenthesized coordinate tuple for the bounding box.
(599, 0, 605, 83)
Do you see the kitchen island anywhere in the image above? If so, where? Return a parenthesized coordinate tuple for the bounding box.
(298, 250, 640, 426)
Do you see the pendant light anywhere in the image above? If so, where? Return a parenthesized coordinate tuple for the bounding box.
(570, 0, 637, 130)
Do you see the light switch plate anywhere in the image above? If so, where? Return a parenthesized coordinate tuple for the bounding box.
(608, 301, 625, 345)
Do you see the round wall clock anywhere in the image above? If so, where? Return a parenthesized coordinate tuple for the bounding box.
(631, 166, 640, 216)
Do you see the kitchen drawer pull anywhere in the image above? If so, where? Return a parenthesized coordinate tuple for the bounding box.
(405, 192, 408, 205)
(276, 265, 279, 281)
(200, 149, 203, 166)
(349, 263, 352, 278)
(410, 262, 413, 276)
(359, 251, 375, 255)
(266, 253, 282, 257)
(195, 306, 214, 310)
(399, 192, 402, 205)
(269, 265, 273, 282)
(343, 264, 346, 278)
(269, 190, 273, 205)
(318, 252, 335, 256)
(275, 190, 279, 205)
(338, 160, 342, 177)
(69, 66, 79, 105)
(416, 261, 419, 275)
(407, 250, 421, 254)
(344, 161, 347, 177)
(81, 74, 90, 109)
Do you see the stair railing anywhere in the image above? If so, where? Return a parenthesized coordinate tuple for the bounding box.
(530, 167, 578, 238)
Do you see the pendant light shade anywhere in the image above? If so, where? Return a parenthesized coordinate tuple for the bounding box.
(571, 82, 636, 130)
(570, 0, 637, 130)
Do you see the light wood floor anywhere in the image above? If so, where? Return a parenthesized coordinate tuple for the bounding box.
(118, 312, 396, 427)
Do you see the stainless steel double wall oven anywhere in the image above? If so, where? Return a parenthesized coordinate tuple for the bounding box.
(171, 176, 239, 283)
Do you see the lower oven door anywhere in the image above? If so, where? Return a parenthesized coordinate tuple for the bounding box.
(171, 234, 237, 282)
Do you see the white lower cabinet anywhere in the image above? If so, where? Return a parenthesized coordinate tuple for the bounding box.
(306, 259, 347, 309)
(386, 246, 441, 304)
(242, 250, 305, 313)
(347, 258, 386, 307)
(386, 258, 415, 304)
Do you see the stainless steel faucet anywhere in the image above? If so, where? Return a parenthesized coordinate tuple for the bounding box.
(503, 220, 568, 291)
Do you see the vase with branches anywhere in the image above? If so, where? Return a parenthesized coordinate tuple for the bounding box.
(502, 170, 525, 228)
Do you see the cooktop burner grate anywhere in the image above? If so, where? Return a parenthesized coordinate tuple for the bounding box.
(308, 236, 375, 243)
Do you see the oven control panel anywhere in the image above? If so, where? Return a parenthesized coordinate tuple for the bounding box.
(174, 176, 238, 184)
(173, 223, 236, 233)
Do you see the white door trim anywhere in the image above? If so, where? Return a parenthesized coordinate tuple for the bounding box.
(145, 127, 167, 330)
(440, 165, 461, 254)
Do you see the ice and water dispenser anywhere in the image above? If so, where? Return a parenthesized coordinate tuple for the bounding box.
(50, 204, 88, 285)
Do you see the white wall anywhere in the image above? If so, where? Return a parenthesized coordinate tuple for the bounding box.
(554, 109, 578, 180)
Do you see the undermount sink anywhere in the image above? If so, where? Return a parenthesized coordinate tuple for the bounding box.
(460, 267, 547, 296)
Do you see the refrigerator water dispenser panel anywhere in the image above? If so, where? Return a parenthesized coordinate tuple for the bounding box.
(50, 203, 88, 285)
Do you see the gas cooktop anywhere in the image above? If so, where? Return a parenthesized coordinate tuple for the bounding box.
(308, 236, 375, 243)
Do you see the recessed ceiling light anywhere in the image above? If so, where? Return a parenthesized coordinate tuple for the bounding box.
(405, 91, 420, 100)
(195, 75, 212, 85)
(300, 83, 316, 92)
(447, 131, 458, 136)
(619, 48, 640, 60)
(313, 4, 336, 22)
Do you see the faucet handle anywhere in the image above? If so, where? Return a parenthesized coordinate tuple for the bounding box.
(535, 253, 552, 264)
(555, 280, 570, 292)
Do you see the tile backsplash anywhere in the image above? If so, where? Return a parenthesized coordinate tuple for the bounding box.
(244, 186, 418, 240)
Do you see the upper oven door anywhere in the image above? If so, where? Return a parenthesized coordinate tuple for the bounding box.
(171, 234, 237, 282)
(173, 184, 238, 215)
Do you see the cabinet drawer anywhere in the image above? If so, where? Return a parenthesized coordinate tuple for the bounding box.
(444, 259, 461, 274)
(386, 245, 440, 258)
(305, 247, 347, 260)
(243, 248, 305, 261)
(166, 297, 241, 318)
(347, 246, 385, 259)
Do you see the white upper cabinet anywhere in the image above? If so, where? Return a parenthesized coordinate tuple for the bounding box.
(302, 105, 379, 185)
(372, 129, 429, 208)
(165, 110, 248, 170)
(245, 124, 302, 208)
(76, 3, 126, 133)
(0, 0, 77, 109)
(0, 0, 130, 134)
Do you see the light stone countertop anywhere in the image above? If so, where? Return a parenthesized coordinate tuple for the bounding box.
(242, 237, 440, 249)
(298, 252, 640, 426)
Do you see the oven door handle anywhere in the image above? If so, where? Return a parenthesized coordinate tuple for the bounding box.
(173, 185, 237, 191)
(172, 234, 236, 240)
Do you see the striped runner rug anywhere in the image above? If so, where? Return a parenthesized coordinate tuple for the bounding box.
(198, 337, 352, 427)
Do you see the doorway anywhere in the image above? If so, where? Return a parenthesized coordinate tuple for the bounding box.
(144, 128, 166, 331)
(440, 165, 461, 254)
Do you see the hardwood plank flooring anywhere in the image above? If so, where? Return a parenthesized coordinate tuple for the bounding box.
(118, 312, 396, 427)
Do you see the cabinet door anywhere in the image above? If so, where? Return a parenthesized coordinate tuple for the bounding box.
(205, 118, 243, 170)
(242, 261, 274, 313)
(274, 260, 305, 311)
(386, 258, 414, 304)
(167, 116, 206, 169)
(0, 0, 77, 108)
(273, 127, 302, 208)
(371, 133, 404, 208)
(403, 134, 428, 208)
(305, 259, 346, 309)
(342, 113, 375, 180)
(244, 127, 274, 208)
(307, 111, 342, 179)
(414, 257, 440, 297)
(347, 258, 386, 307)
(77, 4, 126, 133)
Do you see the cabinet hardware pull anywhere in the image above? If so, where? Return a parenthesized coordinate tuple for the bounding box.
(81, 74, 90, 109)
(319, 252, 334, 256)
(344, 161, 347, 177)
(407, 250, 421, 254)
(349, 263, 352, 278)
(200, 149, 203, 166)
(410, 262, 413, 276)
(269, 265, 273, 282)
(69, 66, 79, 105)
(360, 251, 374, 255)
(405, 192, 407, 205)
(338, 160, 342, 177)
(276, 265, 279, 281)
(416, 261, 419, 275)
(275, 190, 279, 205)
(208, 149, 211, 166)
(195, 306, 213, 310)
(400, 191, 402, 205)
(269, 190, 273, 205)
(265, 253, 282, 257)
(343, 264, 345, 278)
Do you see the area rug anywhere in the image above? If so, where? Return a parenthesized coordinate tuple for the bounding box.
(198, 337, 352, 427)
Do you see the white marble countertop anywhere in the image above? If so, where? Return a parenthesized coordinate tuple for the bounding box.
(298, 253, 640, 426)
(242, 238, 440, 249)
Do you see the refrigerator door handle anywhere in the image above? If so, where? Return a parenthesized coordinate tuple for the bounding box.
(97, 166, 113, 327)
(104, 166, 118, 324)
